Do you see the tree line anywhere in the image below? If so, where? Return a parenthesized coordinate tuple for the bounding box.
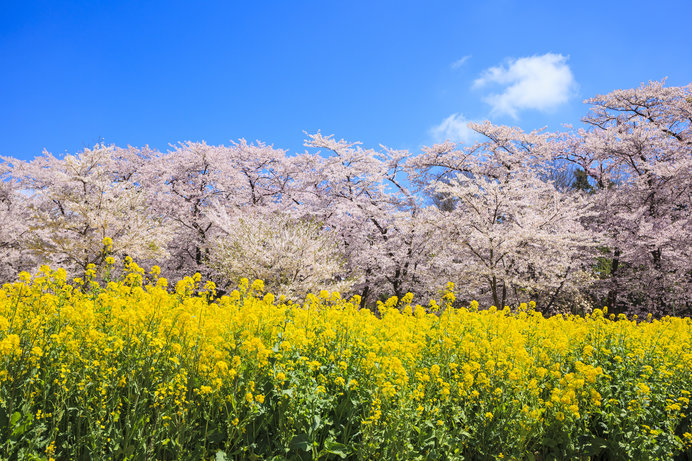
(1, 81, 690, 316)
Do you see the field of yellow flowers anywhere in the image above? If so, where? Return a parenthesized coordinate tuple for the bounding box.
(1, 260, 691, 460)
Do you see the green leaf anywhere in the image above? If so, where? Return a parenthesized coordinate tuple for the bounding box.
(323, 440, 349, 458)
(9, 409, 32, 437)
(281, 388, 294, 398)
(311, 415, 322, 433)
(215, 451, 228, 461)
(289, 434, 312, 452)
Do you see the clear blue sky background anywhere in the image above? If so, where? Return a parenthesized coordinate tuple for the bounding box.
(2, 0, 691, 160)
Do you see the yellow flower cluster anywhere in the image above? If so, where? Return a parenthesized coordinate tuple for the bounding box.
(0, 265, 690, 459)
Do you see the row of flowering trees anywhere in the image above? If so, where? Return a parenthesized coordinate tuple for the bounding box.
(1, 81, 690, 315)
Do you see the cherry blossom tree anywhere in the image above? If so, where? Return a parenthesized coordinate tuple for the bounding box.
(205, 206, 351, 298)
(0, 163, 33, 282)
(554, 80, 692, 315)
(142, 140, 290, 278)
(413, 124, 598, 312)
(4, 145, 171, 277)
(289, 133, 442, 306)
(436, 165, 595, 311)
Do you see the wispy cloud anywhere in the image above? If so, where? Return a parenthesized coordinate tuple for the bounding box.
(429, 113, 481, 144)
(473, 53, 576, 118)
(451, 55, 471, 70)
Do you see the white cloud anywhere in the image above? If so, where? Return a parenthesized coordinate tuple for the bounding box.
(451, 55, 471, 69)
(430, 113, 481, 144)
(473, 53, 575, 118)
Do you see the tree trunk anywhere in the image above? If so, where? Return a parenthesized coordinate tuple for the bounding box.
(606, 248, 621, 314)
(491, 275, 500, 308)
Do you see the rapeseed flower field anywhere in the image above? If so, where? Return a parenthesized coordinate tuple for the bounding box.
(0, 261, 690, 460)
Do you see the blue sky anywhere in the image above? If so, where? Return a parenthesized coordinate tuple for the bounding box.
(1, 0, 691, 160)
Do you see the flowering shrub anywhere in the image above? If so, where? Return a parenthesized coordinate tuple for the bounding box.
(0, 264, 690, 460)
